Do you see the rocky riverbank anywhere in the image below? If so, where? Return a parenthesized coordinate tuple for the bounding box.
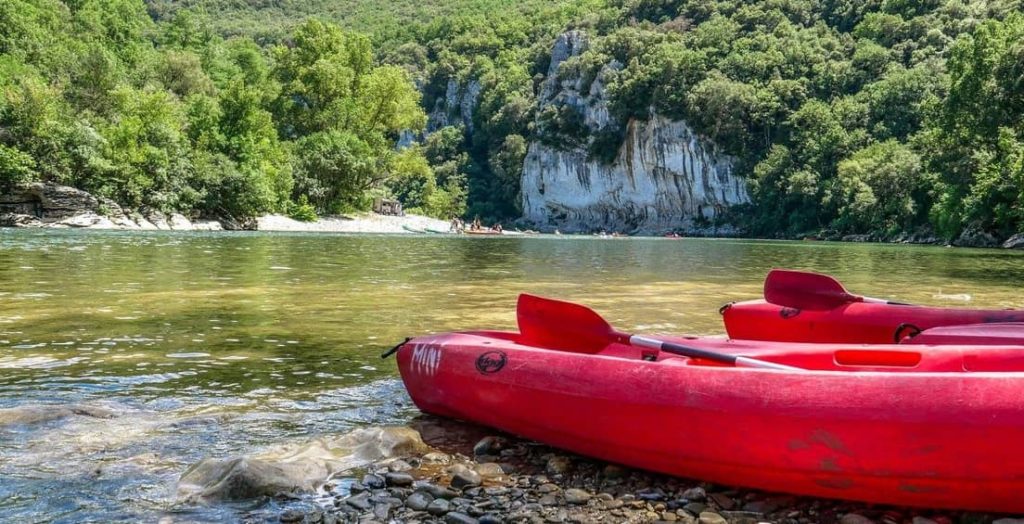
(192, 417, 1014, 524)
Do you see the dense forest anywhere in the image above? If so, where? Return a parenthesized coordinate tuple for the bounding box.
(1, 0, 1022, 240)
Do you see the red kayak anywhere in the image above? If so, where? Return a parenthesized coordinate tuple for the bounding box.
(722, 269, 1024, 344)
(396, 294, 1024, 512)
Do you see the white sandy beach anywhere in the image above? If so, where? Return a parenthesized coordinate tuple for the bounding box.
(256, 213, 453, 233)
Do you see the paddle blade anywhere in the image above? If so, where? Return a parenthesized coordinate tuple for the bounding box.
(764, 269, 860, 310)
(516, 294, 619, 352)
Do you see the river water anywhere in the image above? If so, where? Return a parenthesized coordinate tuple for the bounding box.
(2, 230, 1023, 522)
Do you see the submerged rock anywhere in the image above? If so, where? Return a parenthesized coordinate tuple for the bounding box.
(176, 426, 429, 503)
(0, 403, 116, 428)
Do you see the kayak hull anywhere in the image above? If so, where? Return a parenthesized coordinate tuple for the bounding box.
(397, 332, 1024, 512)
(723, 299, 1024, 344)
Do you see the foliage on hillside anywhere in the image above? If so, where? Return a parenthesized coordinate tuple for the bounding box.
(0, 2, 461, 220)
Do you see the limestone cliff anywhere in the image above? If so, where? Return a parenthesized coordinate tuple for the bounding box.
(520, 31, 749, 233)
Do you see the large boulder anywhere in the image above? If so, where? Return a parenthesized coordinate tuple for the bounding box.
(953, 225, 999, 248)
(0, 212, 42, 227)
(1003, 233, 1024, 249)
(177, 426, 431, 503)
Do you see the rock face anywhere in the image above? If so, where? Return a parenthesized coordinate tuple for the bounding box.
(521, 31, 749, 233)
(427, 79, 481, 133)
(1003, 233, 1024, 249)
(0, 183, 223, 230)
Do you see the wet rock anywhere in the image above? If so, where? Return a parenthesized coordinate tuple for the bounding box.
(840, 514, 877, 524)
(475, 462, 505, 479)
(479, 515, 502, 524)
(0, 213, 42, 227)
(406, 491, 434, 511)
(385, 471, 414, 487)
(445, 512, 479, 524)
(637, 487, 666, 501)
(681, 487, 706, 501)
(427, 497, 452, 516)
(418, 482, 458, 499)
(279, 509, 305, 522)
(362, 474, 385, 489)
(539, 494, 559, 506)
(698, 511, 728, 524)
(451, 468, 482, 489)
(474, 436, 509, 456)
(344, 492, 372, 510)
(563, 488, 591, 505)
(372, 502, 392, 520)
(177, 426, 428, 502)
(424, 452, 452, 463)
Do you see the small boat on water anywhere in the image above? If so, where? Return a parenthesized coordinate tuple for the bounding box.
(395, 293, 1024, 512)
(723, 269, 1024, 343)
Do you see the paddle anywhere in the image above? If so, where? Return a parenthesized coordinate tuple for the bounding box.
(763, 269, 894, 311)
(516, 293, 801, 371)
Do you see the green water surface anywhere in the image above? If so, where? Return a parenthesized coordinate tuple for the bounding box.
(1, 230, 1022, 522)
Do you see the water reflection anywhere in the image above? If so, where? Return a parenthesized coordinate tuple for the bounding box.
(1, 229, 1023, 521)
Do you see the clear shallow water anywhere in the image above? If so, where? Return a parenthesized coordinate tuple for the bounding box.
(2, 229, 1023, 522)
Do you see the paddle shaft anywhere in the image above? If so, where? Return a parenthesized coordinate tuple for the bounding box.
(627, 335, 801, 371)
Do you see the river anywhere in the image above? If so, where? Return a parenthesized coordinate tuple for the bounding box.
(2, 230, 1022, 522)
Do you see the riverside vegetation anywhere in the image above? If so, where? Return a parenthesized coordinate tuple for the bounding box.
(1, 0, 1023, 239)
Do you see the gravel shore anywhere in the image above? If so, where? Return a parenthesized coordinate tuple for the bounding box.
(260, 417, 1013, 524)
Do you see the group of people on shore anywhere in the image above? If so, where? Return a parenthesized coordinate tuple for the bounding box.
(449, 217, 502, 234)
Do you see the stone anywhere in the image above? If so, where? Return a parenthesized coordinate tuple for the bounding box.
(563, 488, 591, 505)
(539, 494, 559, 506)
(545, 456, 572, 475)
(451, 469, 482, 489)
(344, 492, 372, 511)
(720, 511, 767, 524)
(953, 225, 999, 248)
(473, 436, 508, 456)
(362, 474, 385, 489)
(0, 213, 42, 227)
(445, 512, 479, 524)
(176, 426, 429, 503)
(1003, 233, 1024, 249)
(418, 482, 458, 499)
(602, 464, 626, 479)
(384, 472, 414, 487)
(683, 502, 707, 515)
(637, 487, 666, 501)
(427, 498, 452, 516)
(479, 515, 502, 524)
(698, 511, 728, 524)
(709, 493, 735, 510)
(538, 483, 560, 493)
(406, 491, 434, 511)
(372, 502, 391, 520)
(840, 514, 877, 524)
(279, 509, 304, 522)
(475, 463, 505, 479)
(681, 487, 706, 501)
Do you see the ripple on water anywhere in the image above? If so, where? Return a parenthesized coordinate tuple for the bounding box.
(166, 353, 211, 358)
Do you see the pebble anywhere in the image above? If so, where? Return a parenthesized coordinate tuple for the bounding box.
(545, 456, 571, 475)
(419, 482, 459, 499)
(451, 468, 482, 489)
(445, 511, 479, 524)
(682, 486, 707, 501)
(279, 509, 304, 523)
(343, 492, 371, 511)
(475, 462, 505, 478)
(427, 497, 452, 516)
(406, 491, 434, 511)
(361, 474, 385, 490)
(563, 488, 591, 504)
(384, 471, 414, 487)
(841, 514, 878, 524)
(698, 511, 729, 524)
(474, 436, 507, 456)
(709, 492, 736, 510)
